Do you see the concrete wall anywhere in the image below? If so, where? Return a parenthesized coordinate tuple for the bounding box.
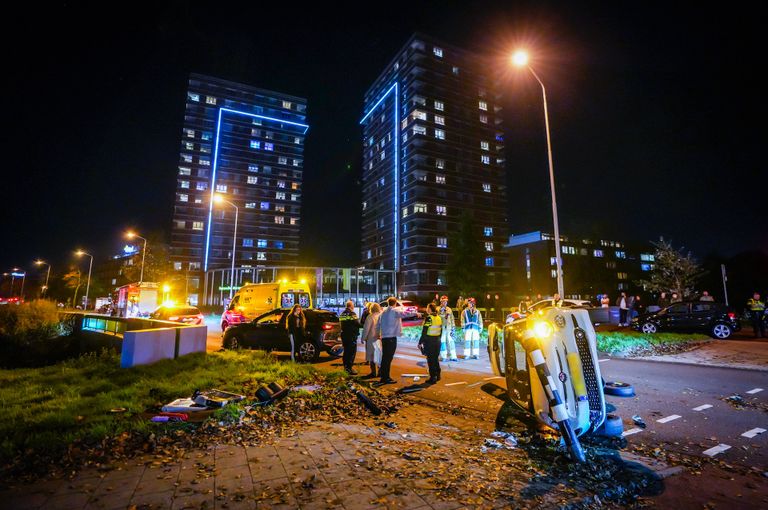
(121, 325, 207, 368)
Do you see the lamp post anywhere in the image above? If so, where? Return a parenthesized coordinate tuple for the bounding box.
(512, 50, 565, 297)
(125, 231, 147, 285)
(75, 251, 93, 310)
(35, 260, 52, 297)
(214, 194, 239, 299)
(11, 268, 26, 300)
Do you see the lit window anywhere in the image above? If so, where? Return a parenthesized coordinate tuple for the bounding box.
(593, 249, 604, 257)
(437, 237, 448, 248)
(196, 182, 207, 191)
(435, 115, 445, 125)
(380, 150, 386, 160)
(551, 269, 558, 278)
(481, 155, 490, 164)
(248, 164, 259, 173)
(479, 100, 488, 111)
(435, 159, 445, 169)
(252, 118, 262, 126)
(485, 257, 494, 267)
(641, 253, 655, 262)
(617, 272, 628, 280)
(402, 207, 409, 218)
(413, 125, 426, 136)
(279, 156, 287, 165)
(215, 184, 227, 192)
(199, 158, 210, 166)
(192, 221, 204, 231)
(290, 217, 298, 225)
(291, 194, 298, 201)
(275, 241, 284, 249)
(173, 262, 182, 271)
(250, 140, 261, 149)
(414, 203, 427, 213)
(180, 180, 189, 189)
(366, 250, 372, 259)
(480, 141, 489, 150)
(452, 66, 459, 75)
(242, 238, 253, 247)
(194, 197, 202, 204)
(479, 114, 488, 124)
(205, 96, 216, 105)
(257, 252, 266, 261)
(291, 182, 299, 190)
(179, 193, 188, 202)
(484, 227, 493, 236)
(436, 205, 447, 216)
(282, 100, 292, 109)
(184, 142, 194, 150)
(562, 246, 576, 255)
(188, 92, 200, 102)
(550, 257, 557, 266)
(276, 192, 286, 200)
(412, 110, 427, 121)
(264, 142, 274, 151)
(275, 205, 285, 212)
(434, 100, 444, 111)
(274, 216, 285, 224)
(182, 154, 192, 163)
(435, 174, 445, 184)
(482, 183, 491, 192)
(184, 129, 195, 138)
(245, 202, 256, 209)
(435, 129, 446, 140)
(200, 145, 210, 154)
(247, 176, 258, 184)
(277, 180, 286, 188)
(201, 132, 212, 141)
(485, 242, 494, 252)
(260, 202, 269, 210)
(292, 159, 300, 167)
(433, 47, 443, 57)
(257, 239, 267, 248)
(179, 167, 191, 176)
(616, 251, 626, 259)
(641, 263, 652, 271)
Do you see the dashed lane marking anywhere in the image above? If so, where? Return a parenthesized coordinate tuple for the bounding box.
(656, 414, 682, 424)
(746, 388, 764, 395)
(445, 381, 468, 387)
(483, 376, 504, 381)
(598, 359, 610, 363)
(693, 404, 713, 411)
(466, 381, 485, 388)
(395, 354, 423, 362)
(622, 427, 644, 437)
(400, 374, 429, 378)
(703, 444, 731, 457)
(741, 428, 766, 439)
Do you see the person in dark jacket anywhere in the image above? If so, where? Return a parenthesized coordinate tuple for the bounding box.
(285, 304, 306, 362)
(339, 300, 362, 374)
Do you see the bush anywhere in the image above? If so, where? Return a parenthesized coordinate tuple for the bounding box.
(0, 300, 71, 366)
(596, 330, 709, 356)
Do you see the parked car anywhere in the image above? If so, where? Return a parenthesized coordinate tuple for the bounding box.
(150, 305, 205, 325)
(222, 308, 342, 362)
(630, 301, 740, 339)
(378, 299, 421, 320)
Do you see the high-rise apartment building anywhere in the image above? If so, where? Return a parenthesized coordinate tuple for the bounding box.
(171, 73, 308, 305)
(360, 34, 509, 295)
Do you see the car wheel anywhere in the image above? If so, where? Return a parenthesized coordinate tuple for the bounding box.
(595, 414, 624, 437)
(604, 381, 636, 397)
(221, 321, 228, 332)
(298, 341, 319, 362)
(487, 323, 505, 376)
(224, 335, 241, 350)
(711, 323, 732, 339)
(640, 322, 658, 334)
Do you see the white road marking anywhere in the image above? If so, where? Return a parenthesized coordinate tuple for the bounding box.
(741, 428, 766, 438)
(702, 444, 731, 457)
(466, 381, 485, 388)
(598, 359, 610, 363)
(656, 414, 682, 424)
(445, 381, 468, 387)
(622, 427, 643, 437)
(400, 374, 429, 378)
(483, 376, 503, 381)
(395, 354, 423, 362)
(745, 388, 764, 395)
(693, 404, 713, 411)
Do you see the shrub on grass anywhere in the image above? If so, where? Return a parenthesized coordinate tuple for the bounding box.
(597, 330, 709, 356)
(0, 301, 72, 365)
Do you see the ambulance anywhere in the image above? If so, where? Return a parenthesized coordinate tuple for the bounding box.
(220, 280, 312, 331)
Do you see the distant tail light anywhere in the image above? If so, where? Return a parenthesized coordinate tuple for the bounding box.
(728, 312, 736, 319)
(321, 323, 334, 330)
(168, 316, 179, 321)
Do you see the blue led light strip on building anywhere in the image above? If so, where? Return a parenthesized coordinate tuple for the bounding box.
(203, 108, 309, 272)
(360, 82, 400, 272)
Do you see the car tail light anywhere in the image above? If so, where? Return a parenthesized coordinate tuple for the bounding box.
(197, 314, 204, 321)
(321, 323, 334, 330)
(728, 312, 735, 319)
(168, 316, 179, 321)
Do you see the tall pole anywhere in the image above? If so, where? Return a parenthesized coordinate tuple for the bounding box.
(231, 203, 238, 298)
(36, 261, 51, 297)
(139, 236, 147, 284)
(77, 251, 93, 310)
(528, 66, 564, 297)
(20, 272, 26, 300)
(721, 264, 729, 306)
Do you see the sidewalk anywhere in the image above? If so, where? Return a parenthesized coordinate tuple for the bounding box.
(636, 340, 768, 371)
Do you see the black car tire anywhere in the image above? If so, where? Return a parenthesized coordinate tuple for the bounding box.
(595, 414, 624, 437)
(640, 322, 658, 334)
(604, 381, 636, 397)
(297, 341, 319, 362)
(711, 323, 733, 339)
(221, 321, 228, 332)
(224, 334, 241, 350)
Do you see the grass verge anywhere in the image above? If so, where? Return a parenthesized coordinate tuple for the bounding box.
(597, 330, 710, 356)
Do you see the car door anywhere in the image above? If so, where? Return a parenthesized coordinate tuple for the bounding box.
(660, 303, 692, 331)
(250, 310, 287, 350)
(690, 302, 715, 329)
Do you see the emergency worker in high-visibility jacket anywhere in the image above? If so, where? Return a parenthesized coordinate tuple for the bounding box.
(461, 297, 483, 359)
(418, 303, 443, 384)
(748, 292, 766, 338)
(438, 295, 457, 362)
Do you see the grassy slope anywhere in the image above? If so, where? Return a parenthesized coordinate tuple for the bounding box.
(596, 330, 710, 355)
(0, 350, 316, 462)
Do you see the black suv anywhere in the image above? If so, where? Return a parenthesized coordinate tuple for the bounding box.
(222, 308, 342, 361)
(631, 302, 740, 339)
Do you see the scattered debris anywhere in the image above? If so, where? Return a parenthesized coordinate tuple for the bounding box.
(192, 389, 245, 408)
(632, 414, 647, 429)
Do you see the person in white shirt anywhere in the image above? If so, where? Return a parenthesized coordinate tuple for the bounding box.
(375, 297, 406, 385)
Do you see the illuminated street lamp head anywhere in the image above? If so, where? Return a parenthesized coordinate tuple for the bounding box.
(512, 50, 529, 67)
(125, 231, 136, 239)
(162, 284, 171, 293)
(35, 260, 44, 265)
(213, 194, 225, 204)
(75, 250, 85, 257)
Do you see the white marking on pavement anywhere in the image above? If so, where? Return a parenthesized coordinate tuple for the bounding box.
(395, 354, 423, 362)
(702, 444, 731, 457)
(622, 427, 643, 437)
(483, 376, 503, 381)
(400, 374, 429, 378)
(741, 428, 766, 438)
(598, 359, 610, 363)
(445, 381, 468, 387)
(693, 404, 713, 411)
(656, 414, 682, 424)
(466, 381, 484, 388)
(746, 388, 764, 395)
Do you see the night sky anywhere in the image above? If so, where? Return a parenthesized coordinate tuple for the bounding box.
(3, 2, 764, 280)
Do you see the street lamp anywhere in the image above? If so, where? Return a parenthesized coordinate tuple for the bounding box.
(35, 260, 51, 297)
(75, 250, 93, 310)
(125, 231, 147, 285)
(512, 50, 565, 297)
(213, 194, 239, 299)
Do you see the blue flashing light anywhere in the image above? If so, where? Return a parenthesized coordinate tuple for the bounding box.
(203, 107, 309, 271)
(11, 272, 25, 277)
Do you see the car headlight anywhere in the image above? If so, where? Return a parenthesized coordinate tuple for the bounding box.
(532, 320, 554, 338)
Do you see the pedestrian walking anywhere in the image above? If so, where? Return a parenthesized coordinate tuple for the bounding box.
(339, 300, 362, 375)
(438, 295, 457, 361)
(699, 291, 714, 302)
(285, 304, 306, 362)
(360, 303, 382, 378)
(419, 303, 443, 384)
(618, 292, 629, 326)
(375, 296, 406, 385)
(461, 297, 483, 359)
(747, 292, 766, 338)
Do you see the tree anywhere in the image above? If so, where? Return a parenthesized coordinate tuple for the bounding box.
(446, 215, 486, 296)
(62, 268, 82, 307)
(122, 238, 172, 284)
(637, 238, 705, 299)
